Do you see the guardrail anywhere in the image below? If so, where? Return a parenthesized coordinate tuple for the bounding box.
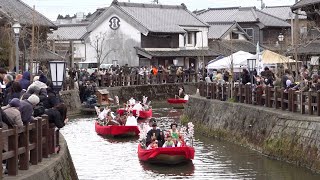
(0, 115, 58, 177)
(199, 82, 320, 116)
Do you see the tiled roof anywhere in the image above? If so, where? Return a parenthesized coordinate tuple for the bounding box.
(262, 6, 307, 20)
(292, 0, 320, 10)
(48, 24, 88, 41)
(197, 7, 290, 28)
(110, 1, 208, 33)
(208, 22, 250, 40)
(25, 48, 65, 61)
(0, 0, 56, 28)
(208, 40, 257, 56)
(294, 40, 320, 55)
(86, 8, 106, 22)
(135, 47, 218, 58)
(208, 22, 235, 39)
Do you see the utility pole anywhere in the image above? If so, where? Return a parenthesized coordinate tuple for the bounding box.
(294, 0, 299, 81)
(31, 5, 35, 75)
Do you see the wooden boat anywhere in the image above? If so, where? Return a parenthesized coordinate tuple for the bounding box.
(138, 144, 195, 164)
(95, 122, 140, 137)
(167, 98, 188, 104)
(116, 108, 152, 119)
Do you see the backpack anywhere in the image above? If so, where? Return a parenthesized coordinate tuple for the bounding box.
(1, 107, 15, 128)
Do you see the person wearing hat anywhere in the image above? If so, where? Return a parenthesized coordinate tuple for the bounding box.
(19, 94, 40, 124)
(146, 118, 165, 147)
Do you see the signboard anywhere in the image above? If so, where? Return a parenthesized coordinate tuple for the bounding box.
(109, 16, 120, 30)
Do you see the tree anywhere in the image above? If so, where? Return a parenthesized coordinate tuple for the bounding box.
(89, 30, 139, 66)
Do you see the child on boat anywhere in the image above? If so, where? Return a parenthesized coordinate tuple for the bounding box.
(147, 138, 158, 149)
(169, 123, 180, 146)
(163, 134, 175, 148)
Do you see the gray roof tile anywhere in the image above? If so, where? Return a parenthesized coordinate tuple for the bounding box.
(0, 0, 56, 28)
(209, 40, 257, 56)
(115, 2, 208, 33)
(262, 6, 307, 20)
(197, 7, 290, 27)
(48, 24, 88, 41)
(136, 47, 218, 58)
(208, 22, 235, 39)
(292, 0, 320, 10)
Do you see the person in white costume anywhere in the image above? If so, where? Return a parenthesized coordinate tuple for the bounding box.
(132, 101, 143, 111)
(184, 94, 189, 101)
(125, 112, 138, 126)
(128, 97, 136, 106)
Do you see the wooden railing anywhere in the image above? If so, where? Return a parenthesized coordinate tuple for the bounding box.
(0, 115, 58, 177)
(199, 82, 320, 116)
(100, 73, 199, 87)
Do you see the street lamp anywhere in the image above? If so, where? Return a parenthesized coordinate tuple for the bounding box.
(49, 61, 66, 91)
(247, 58, 256, 85)
(278, 33, 284, 55)
(173, 59, 178, 66)
(12, 22, 21, 73)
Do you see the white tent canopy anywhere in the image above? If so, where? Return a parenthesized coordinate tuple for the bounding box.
(206, 51, 253, 71)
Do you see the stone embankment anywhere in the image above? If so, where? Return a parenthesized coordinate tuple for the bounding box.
(184, 96, 320, 173)
(104, 83, 198, 103)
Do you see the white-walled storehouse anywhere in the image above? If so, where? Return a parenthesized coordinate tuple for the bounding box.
(85, 0, 218, 68)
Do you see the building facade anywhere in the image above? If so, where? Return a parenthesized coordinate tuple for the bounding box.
(84, 0, 217, 69)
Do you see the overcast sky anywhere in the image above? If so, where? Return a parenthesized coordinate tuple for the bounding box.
(23, 0, 297, 20)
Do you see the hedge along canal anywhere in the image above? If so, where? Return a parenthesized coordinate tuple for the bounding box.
(61, 108, 320, 180)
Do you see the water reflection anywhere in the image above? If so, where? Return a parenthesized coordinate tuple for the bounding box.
(61, 109, 320, 180)
(140, 161, 195, 177)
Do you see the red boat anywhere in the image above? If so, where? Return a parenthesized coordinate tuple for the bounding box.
(95, 122, 140, 137)
(167, 98, 188, 104)
(138, 144, 195, 164)
(116, 108, 152, 119)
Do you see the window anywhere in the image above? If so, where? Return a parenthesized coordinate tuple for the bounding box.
(243, 28, 254, 38)
(300, 27, 307, 35)
(187, 32, 193, 45)
(231, 32, 239, 39)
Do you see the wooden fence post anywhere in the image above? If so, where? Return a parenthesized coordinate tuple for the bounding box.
(274, 87, 279, 109)
(317, 92, 320, 116)
(292, 91, 297, 112)
(30, 120, 39, 165)
(308, 91, 313, 115)
(19, 124, 30, 170)
(301, 91, 306, 114)
(0, 129, 3, 177)
(37, 118, 43, 162)
(212, 83, 217, 99)
(288, 89, 293, 111)
(42, 115, 49, 158)
(7, 126, 18, 176)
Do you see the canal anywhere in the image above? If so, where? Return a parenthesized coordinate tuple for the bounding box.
(61, 108, 320, 180)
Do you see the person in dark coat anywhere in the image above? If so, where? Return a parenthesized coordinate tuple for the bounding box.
(19, 94, 40, 124)
(146, 119, 165, 147)
(3, 74, 14, 106)
(44, 103, 67, 128)
(4, 81, 22, 105)
(43, 81, 61, 109)
(19, 71, 31, 90)
(241, 69, 251, 85)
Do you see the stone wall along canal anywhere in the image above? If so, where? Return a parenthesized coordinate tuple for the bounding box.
(61, 108, 320, 180)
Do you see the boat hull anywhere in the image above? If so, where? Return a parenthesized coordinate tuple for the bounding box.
(95, 122, 140, 137)
(138, 144, 195, 164)
(167, 99, 188, 104)
(116, 108, 152, 119)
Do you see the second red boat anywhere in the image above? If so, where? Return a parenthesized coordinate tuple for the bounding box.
(95, 122, 140, 137)
(116, 108, 152, 119)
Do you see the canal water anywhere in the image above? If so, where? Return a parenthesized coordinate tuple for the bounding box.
(61, 108, 320, 180)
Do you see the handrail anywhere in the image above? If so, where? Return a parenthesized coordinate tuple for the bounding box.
(199, 82, 320, 116)
(0, 115, 58, 177)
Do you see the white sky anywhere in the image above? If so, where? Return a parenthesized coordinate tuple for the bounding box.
(22, 0, 297, 21)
